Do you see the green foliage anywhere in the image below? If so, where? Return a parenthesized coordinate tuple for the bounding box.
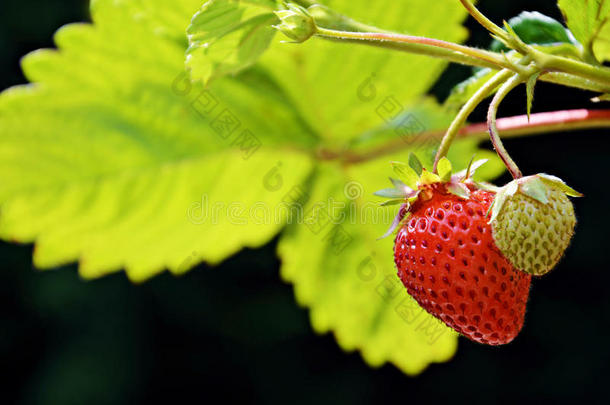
(490, 11, 577, 53)
(186, 0, 278, 84)
(0, 0, 315, 281)
(0, 0, 506, 374)
(445, 8, 590, 112)
(558, 0, 610, 62)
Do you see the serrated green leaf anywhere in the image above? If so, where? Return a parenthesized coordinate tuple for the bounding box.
(437, 157, 452, 182)
(558, 0, 610, 62)
(91, 0, 205, 43)
(186, 0, 278, 84)
(0, 0, 317, 281)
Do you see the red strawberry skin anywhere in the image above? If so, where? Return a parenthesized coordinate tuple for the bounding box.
(394, 186, 532, 345)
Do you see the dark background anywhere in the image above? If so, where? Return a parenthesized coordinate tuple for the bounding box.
(1, 0, 609, 404)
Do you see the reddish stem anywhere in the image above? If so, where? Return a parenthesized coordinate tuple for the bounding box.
(467, 109, 610, 137)
(332, 109, 610, 164)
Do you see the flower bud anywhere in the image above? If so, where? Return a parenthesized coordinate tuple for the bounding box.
(273, 4, 316, 43)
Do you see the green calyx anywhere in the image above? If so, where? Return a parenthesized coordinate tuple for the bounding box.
(375, 154, 492, 238)
(489, 174, 582, 276)
(374, 154, 494, 203)
(273, 3, 317, 43)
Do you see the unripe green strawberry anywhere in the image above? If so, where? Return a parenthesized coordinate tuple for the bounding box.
(489, 174, 582, 276)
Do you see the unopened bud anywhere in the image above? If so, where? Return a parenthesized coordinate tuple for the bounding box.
(273, 4, 316, 43)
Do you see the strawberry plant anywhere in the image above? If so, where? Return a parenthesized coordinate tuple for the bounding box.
(1, 0, 609, 375)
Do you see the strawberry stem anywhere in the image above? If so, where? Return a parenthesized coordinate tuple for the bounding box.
(487, 74, 525, 179)
(320, 109, 610, 165)
(432, 69, 513, 172)
(314, 26, 504, 70)
(459, 0, 610, 88)
(458, 0, 514, 48)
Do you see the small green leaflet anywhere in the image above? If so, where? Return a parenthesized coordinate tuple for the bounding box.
(186, 0, 278, 84)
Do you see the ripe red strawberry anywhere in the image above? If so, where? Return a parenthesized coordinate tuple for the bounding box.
(394, 184, 531, 345)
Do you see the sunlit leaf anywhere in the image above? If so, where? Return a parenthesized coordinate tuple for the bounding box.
(558, 0, 610, 61)
(186, 0, 278, 84)
(0, 0, 315, 281)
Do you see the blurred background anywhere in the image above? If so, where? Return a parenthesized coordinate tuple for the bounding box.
(1, 0, 609, 404)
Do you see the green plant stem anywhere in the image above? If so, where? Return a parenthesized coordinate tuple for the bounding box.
(304, 3, 392, 34)
(301, 0, 610, 92)
(432, 69, 513, 172)
(531, 50, 610, 88)
(542, 72, 610, 93)
(315, 26, 518, 71)
(313, 27, 610, 93)
(459, 0, 610, 88)
(459, 0, 513, 43)
(488, 74, 525, 179)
